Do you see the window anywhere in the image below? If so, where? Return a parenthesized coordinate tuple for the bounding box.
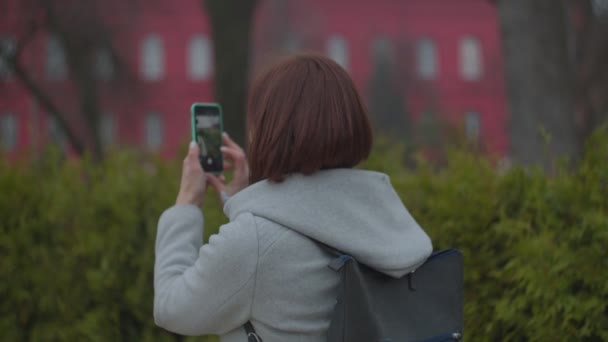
(371, 36, 394, 65)
(100, 113, 115, 147)
(418, 109, 441, 143)
(0, 113, 17, 151)
(187, 35, 212, 80)
(145, 112, 162, 148)
(0, 36, 15, 79)
(46, 35, 68, 80)
(141, 34, 164, 81)
(283, 32, 300, 53)
(326, 34, 349, 70)
(592, 0, 608, 15)
(416, 38, 438, 80)
(95, 47, 114, 80)
(48, 116, 66, 148)
(464, 111, 480, 141)
(460, 36, 483, 80)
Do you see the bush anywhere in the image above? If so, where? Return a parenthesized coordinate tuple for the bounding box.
(362, 127, 608, 341)
(0, 148, 223, 342)
(1, 128, 607, 341)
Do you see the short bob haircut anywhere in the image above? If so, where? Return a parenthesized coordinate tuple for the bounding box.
(247, 53, 373, 183)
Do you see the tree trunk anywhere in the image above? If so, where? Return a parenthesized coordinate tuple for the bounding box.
(75, 67, 104, 161)
(576, 0, 608, 138)
(497, 0, 580, 169)
(1, 0, 143, 160)
(46, 1, 104, 160)
(8, 55, 86, 156)
(67, 48, 104, 161)
(368, 61, 409, 142)
(203, 0, 259, 146)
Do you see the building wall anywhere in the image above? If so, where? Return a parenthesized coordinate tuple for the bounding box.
(0, 0, 508, 159)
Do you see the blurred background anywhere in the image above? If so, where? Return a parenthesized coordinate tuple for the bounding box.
(1, 0, 607, 165)
(1, 0, 608, 341)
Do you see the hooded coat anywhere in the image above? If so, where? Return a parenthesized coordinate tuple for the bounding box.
(154, 169, 433, 341)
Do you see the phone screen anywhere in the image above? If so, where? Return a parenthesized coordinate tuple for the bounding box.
(192, 104, 223, 173)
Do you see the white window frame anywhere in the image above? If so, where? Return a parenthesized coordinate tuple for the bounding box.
(459, 36, 483, 81)
(141, 34, 165, 81)
(46, 35, 68, 80)
(145, 112, 162, 149)
(326, 34, 349, 70)
(416, 38, 438, 80)
(464, 111, 481, 142)
(0, 113, 18, 151)
(187, 34, 212, 81)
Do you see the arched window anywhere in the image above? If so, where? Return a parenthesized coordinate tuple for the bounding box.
(592, 0, 608, 16)
(188, 35, 212, 80)
(95, 47, 114, 80)
(464, 111, 481, 141)
(371, 36, 394, 65)
(145, 112, 163, 148)
(0, 113, 17, 151)
(416, 38, 438, 80)
(141, 34, 164, 81)
(100, 112, 115, 147)
(460, 36, 483, 80)
(0, 36, 15, 79)
(327, 34, 349, 70)
(46, 35, 67, 80)
(283, 32, 300, 53)
(48, 116, 66, 149)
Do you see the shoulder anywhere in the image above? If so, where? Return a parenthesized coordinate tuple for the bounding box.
(229, 212, 298, 257)
(214, 212, 258, 247)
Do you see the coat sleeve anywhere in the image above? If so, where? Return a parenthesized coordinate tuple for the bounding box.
(154, 204, 258, 336)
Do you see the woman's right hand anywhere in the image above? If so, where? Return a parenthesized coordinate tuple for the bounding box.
(207, 132, 250, 203)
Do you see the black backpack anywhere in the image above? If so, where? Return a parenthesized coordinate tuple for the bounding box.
(245, 247, 464, 342)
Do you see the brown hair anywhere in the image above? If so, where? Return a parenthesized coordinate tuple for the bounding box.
(246, 53, 373, 183)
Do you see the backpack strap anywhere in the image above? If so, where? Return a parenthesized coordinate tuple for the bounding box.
(303, 236, 356, 271)
(305, 236, 344, 257)
(241, 238, 344, 342)
(244, 321, 263, 342)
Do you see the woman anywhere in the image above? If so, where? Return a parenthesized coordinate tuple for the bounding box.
(154, 54, 433, 341)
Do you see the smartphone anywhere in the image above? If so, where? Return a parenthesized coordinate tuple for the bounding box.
(190, 103, 223, 174)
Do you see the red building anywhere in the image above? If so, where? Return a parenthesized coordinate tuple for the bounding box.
(0, 0, 508, 159)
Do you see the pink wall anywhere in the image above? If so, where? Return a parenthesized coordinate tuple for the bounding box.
(275, 0, 508, 155)
(0, 0, 508, 159)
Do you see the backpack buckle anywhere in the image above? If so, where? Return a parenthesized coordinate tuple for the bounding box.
(408, 272, 416, 291)
(328, 255, 352, 271)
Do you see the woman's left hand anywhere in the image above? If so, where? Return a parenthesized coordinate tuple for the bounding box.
(176, 142, 208, 206)
(207, 132, 250, 204)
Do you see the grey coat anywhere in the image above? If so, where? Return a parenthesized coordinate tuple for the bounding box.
(154, 169, 433, 341)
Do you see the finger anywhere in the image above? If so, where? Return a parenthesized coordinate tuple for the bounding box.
(223, 161, 233, 170)
(207, 174, 223, 185)
(187, 141, 199, 159)
(206, 174, 224, 191)
(219, 174, 226, 182)
(220, 146, 246, 165)
(222, 132, 244, 152)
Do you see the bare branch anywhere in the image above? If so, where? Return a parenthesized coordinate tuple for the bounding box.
(3, 22, 86, 155)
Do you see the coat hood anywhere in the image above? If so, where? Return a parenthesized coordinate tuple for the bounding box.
(224, 169, 433, 278)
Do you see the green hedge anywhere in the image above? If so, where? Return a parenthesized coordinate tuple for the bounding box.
(1, 129, 607, 341)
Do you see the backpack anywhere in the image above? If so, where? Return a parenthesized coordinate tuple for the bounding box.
(245, 247, 464, 342)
